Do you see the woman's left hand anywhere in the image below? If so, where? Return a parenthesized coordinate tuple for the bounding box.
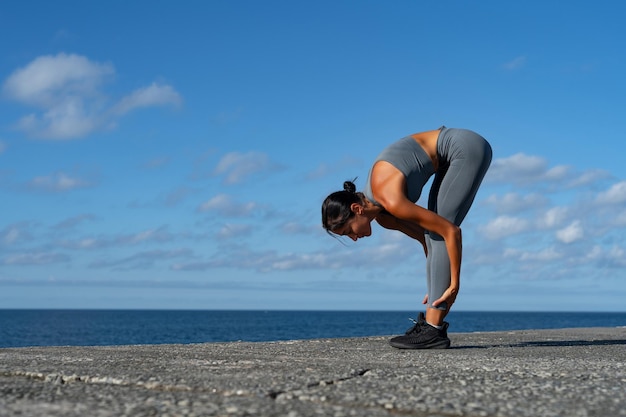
(431, 286, 459, 309)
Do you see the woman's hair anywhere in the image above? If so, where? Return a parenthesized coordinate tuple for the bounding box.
(321, 179, 365, 234)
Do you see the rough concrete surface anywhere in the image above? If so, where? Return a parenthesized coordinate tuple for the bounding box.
(1, 327, 625, 417)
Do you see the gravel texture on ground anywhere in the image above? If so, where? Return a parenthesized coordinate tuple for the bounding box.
(1, 327, 625, 417)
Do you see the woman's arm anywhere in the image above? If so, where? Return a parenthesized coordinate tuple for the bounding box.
(375, 212, 428, 256)
(371, 162, 462, 300)
(395, 203, 462, 295)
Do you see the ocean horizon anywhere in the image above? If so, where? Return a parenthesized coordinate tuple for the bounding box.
(1, 309, 625, 348)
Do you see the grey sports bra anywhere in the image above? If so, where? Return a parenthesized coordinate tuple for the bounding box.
(363, 135, 435, 206)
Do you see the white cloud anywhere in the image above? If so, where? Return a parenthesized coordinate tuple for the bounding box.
(114, 83, 182, 115)
(503, 246, 563, 262)
(568, 169, 611, 187)
(55, 227, 175, 250)
(585, 245, 626, 268)
(216, 224, 253, 239)
(28, 172, 91, 192)
(487, 153, 547, 184)
(486, 153, 613, 194)
(544, 165, 571, 182)
(595, 181, 626, 205)
(52, 214, 97, 230)
(213, 151, 278, 184)
(3, 53, 113, 105)
(484, 192, 546, 214)
(585, 245, 603, 261)
(536, 206, 569, 229)
(606, 246, 626, 267)
(1, 251, 70, 265)
(1, 223, 32, 245)
(479, 215, 530, 240)
(486, 153, 575, 188)
(77, 238, 101, 249)
(556, 220, 584, 244)
(2, 53, 181, 139)
(198, 194, 258, 216)
(163, 186, 192, 207)
(57, 237, 106, 250)
(170, 240, 413, 273)
(89, 249, 192, 270)
(117, 227, 173, 244)
(17, 96, 100, 139)
(3, 227, 21, 244)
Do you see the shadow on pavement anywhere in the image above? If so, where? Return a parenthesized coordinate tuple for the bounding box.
(452, 339, 626, 349)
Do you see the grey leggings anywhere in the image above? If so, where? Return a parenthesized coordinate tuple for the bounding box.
(426, 128, 492, 311)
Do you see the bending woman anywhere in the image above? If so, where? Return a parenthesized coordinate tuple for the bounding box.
(321, 126, 492, 349)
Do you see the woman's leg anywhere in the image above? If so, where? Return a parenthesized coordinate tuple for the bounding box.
(425, 130, 492, 323)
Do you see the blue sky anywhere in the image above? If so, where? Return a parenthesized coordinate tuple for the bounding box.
(1, 1, 625, 311)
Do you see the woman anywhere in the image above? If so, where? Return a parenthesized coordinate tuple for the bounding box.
(321, 126, 492, 349)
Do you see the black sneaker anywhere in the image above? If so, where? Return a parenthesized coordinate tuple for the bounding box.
(389, 313, 451, 349)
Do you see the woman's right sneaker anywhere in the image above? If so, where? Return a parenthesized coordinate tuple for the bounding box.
(389, 313, 451, 349)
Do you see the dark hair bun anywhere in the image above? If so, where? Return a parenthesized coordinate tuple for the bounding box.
(343, 180, 356, 193)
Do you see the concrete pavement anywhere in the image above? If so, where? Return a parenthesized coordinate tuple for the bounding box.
(1, 327, 625, 416)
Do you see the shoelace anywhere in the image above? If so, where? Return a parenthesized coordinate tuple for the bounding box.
(405, 317, 422, 335)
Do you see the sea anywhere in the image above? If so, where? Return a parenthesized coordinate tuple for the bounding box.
(1, 310, 625, 348)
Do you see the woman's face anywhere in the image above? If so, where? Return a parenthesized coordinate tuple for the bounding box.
(335, 212, 372, 241)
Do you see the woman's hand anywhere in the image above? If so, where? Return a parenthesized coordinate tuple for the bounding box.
(431, 286, 459, 309)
